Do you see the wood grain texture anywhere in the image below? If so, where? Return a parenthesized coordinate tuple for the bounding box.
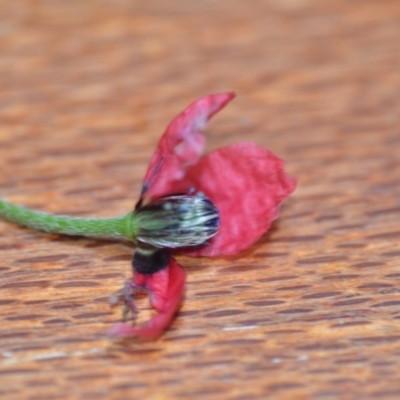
(1, 0, 400, 399)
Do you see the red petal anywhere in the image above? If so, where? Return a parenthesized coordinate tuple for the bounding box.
(109, 257, 186, 340)
(141, 93, 235, 201)
(181, 142, 296, 256)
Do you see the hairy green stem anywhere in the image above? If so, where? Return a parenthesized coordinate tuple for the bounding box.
(0, 198, 136, 241)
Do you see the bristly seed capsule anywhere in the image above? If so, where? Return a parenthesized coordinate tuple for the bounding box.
(133, 193, 220, 248)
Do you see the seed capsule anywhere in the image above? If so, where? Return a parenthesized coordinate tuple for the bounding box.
(134, 193, 220, 248)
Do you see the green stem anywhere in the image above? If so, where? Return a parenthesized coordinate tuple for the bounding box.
(0, 198, 136, 241)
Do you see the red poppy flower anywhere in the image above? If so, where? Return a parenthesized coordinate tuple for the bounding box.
(109, 93, 296, 340)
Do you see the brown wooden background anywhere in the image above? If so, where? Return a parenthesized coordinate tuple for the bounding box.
(0, 1, 400, 399)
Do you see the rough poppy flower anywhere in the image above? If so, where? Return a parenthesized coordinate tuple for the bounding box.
(0, 93, 295, 340)
(108, 93, 296, 340)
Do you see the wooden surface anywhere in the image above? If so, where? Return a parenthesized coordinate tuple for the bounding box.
(0, 1, 400, 399)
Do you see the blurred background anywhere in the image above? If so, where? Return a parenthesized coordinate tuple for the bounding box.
(0, 1, 400, 399)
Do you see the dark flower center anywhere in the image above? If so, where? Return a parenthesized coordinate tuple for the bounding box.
(134, 193, 220, 249)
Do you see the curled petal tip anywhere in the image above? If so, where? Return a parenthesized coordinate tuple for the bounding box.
(141, 92, 236, 201)
(108, 323, 135, 338)
(108, 323, 162, 341)
(110, 258, 186, 340)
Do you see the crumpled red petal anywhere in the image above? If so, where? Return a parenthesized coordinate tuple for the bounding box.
(109, 258, 186, 340)
(173, 142, 296, 256)
(141, 93, 235, 201)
